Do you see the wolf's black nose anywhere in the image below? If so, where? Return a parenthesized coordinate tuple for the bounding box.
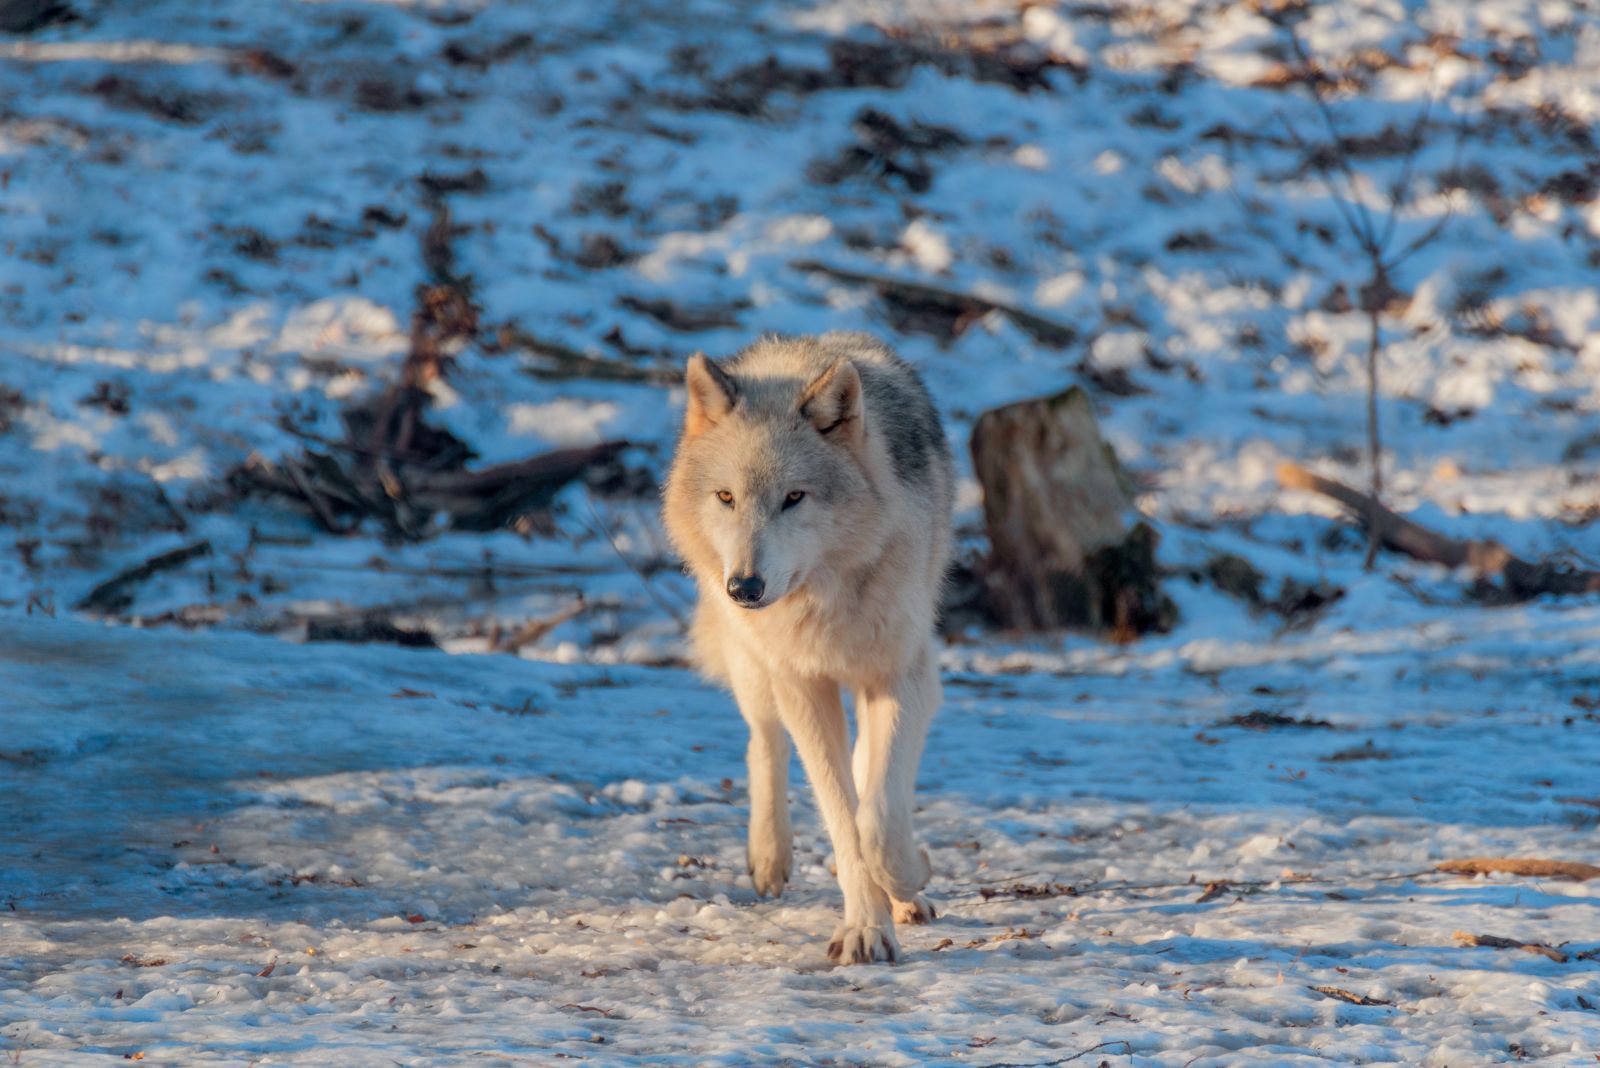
(726, 574, 766, 606)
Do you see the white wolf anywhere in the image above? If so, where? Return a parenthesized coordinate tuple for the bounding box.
(663, 332, 954, 964)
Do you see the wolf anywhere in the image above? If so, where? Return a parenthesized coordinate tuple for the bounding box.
(663, 332, 954, 964)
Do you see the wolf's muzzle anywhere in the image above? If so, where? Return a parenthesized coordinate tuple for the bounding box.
(726, 573, 766, 607)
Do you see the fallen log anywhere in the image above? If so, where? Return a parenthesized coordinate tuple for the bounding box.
(971, 385, 1174, 638)
(791, 259, 1078, 347)
(1277, 461, 1600, 601)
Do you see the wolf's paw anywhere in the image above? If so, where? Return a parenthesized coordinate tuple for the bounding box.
(827, 924, 900, 965)
(748, 841, 792, 898)
(892, 894, 938, 925)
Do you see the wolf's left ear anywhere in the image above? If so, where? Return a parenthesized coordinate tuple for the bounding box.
(799, 358, 863, 443)
(684, 352, 738, 438)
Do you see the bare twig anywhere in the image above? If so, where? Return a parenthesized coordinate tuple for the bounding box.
(586, 501, 689, 631)
(269, 559, 609, 580)
(76, 540, 213, 614)
(974, 1040, 1133, 1068)
(280, 455, 355, 535)
(1279, 27, 1463, 570)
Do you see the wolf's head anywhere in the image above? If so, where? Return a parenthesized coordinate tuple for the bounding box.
(663, 349, 879, 610)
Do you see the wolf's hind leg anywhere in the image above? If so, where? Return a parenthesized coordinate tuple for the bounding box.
(729, 660, 791, 898)
(892, 892, 937, 925)
(854, 645, 939, 903)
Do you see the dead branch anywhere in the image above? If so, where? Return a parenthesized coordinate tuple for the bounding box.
(221, 180, 633, 543)
(1277, 462, 1600, 600)
(791, 259, 1078, 347)
(1452, 931, 1568, 963)
(76, 540, 212, 615)
(1436, 857, 1600, 881)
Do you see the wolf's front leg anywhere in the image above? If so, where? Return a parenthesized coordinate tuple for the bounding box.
(728, 660, 792, 898)
(853, 644, 940, 918)
(775, 674, 897, 964)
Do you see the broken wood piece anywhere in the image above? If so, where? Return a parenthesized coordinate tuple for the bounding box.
(495, 599, 587, 653)
(1452, 931, 1569, 963)
(1277, 461, 1600, 601)
(1435, 857, 1600, 881)
(76, 541, 213, 615)
(791, 259, 1078, 347)
(1309, 985, 1393, 1007)
(970, 385, 1175, 638)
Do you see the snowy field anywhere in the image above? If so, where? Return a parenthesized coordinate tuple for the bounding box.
(4, 0, 1600, 1063)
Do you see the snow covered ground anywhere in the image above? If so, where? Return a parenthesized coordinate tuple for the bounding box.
(3, 0, 1600, 1063)
(6, 604, 1600, 1065)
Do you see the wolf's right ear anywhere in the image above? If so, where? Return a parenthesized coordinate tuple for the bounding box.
(683, 352, 738, 438)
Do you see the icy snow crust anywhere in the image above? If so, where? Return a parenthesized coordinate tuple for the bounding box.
(3, 0, 1600, 1063)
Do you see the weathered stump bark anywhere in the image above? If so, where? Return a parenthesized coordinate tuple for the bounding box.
(970, 385, 1174, 639)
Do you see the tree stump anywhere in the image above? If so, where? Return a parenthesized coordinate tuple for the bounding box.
(970, 385, 1175, 639)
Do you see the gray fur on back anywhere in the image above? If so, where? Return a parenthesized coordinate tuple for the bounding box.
(724, 332, 950, 490)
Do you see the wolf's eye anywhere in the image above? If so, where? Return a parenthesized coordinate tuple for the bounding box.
(716, 490, 734, 507)
(783, 490, 806, 510)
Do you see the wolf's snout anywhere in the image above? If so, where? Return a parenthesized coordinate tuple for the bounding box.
(726, 574, 766, 607)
